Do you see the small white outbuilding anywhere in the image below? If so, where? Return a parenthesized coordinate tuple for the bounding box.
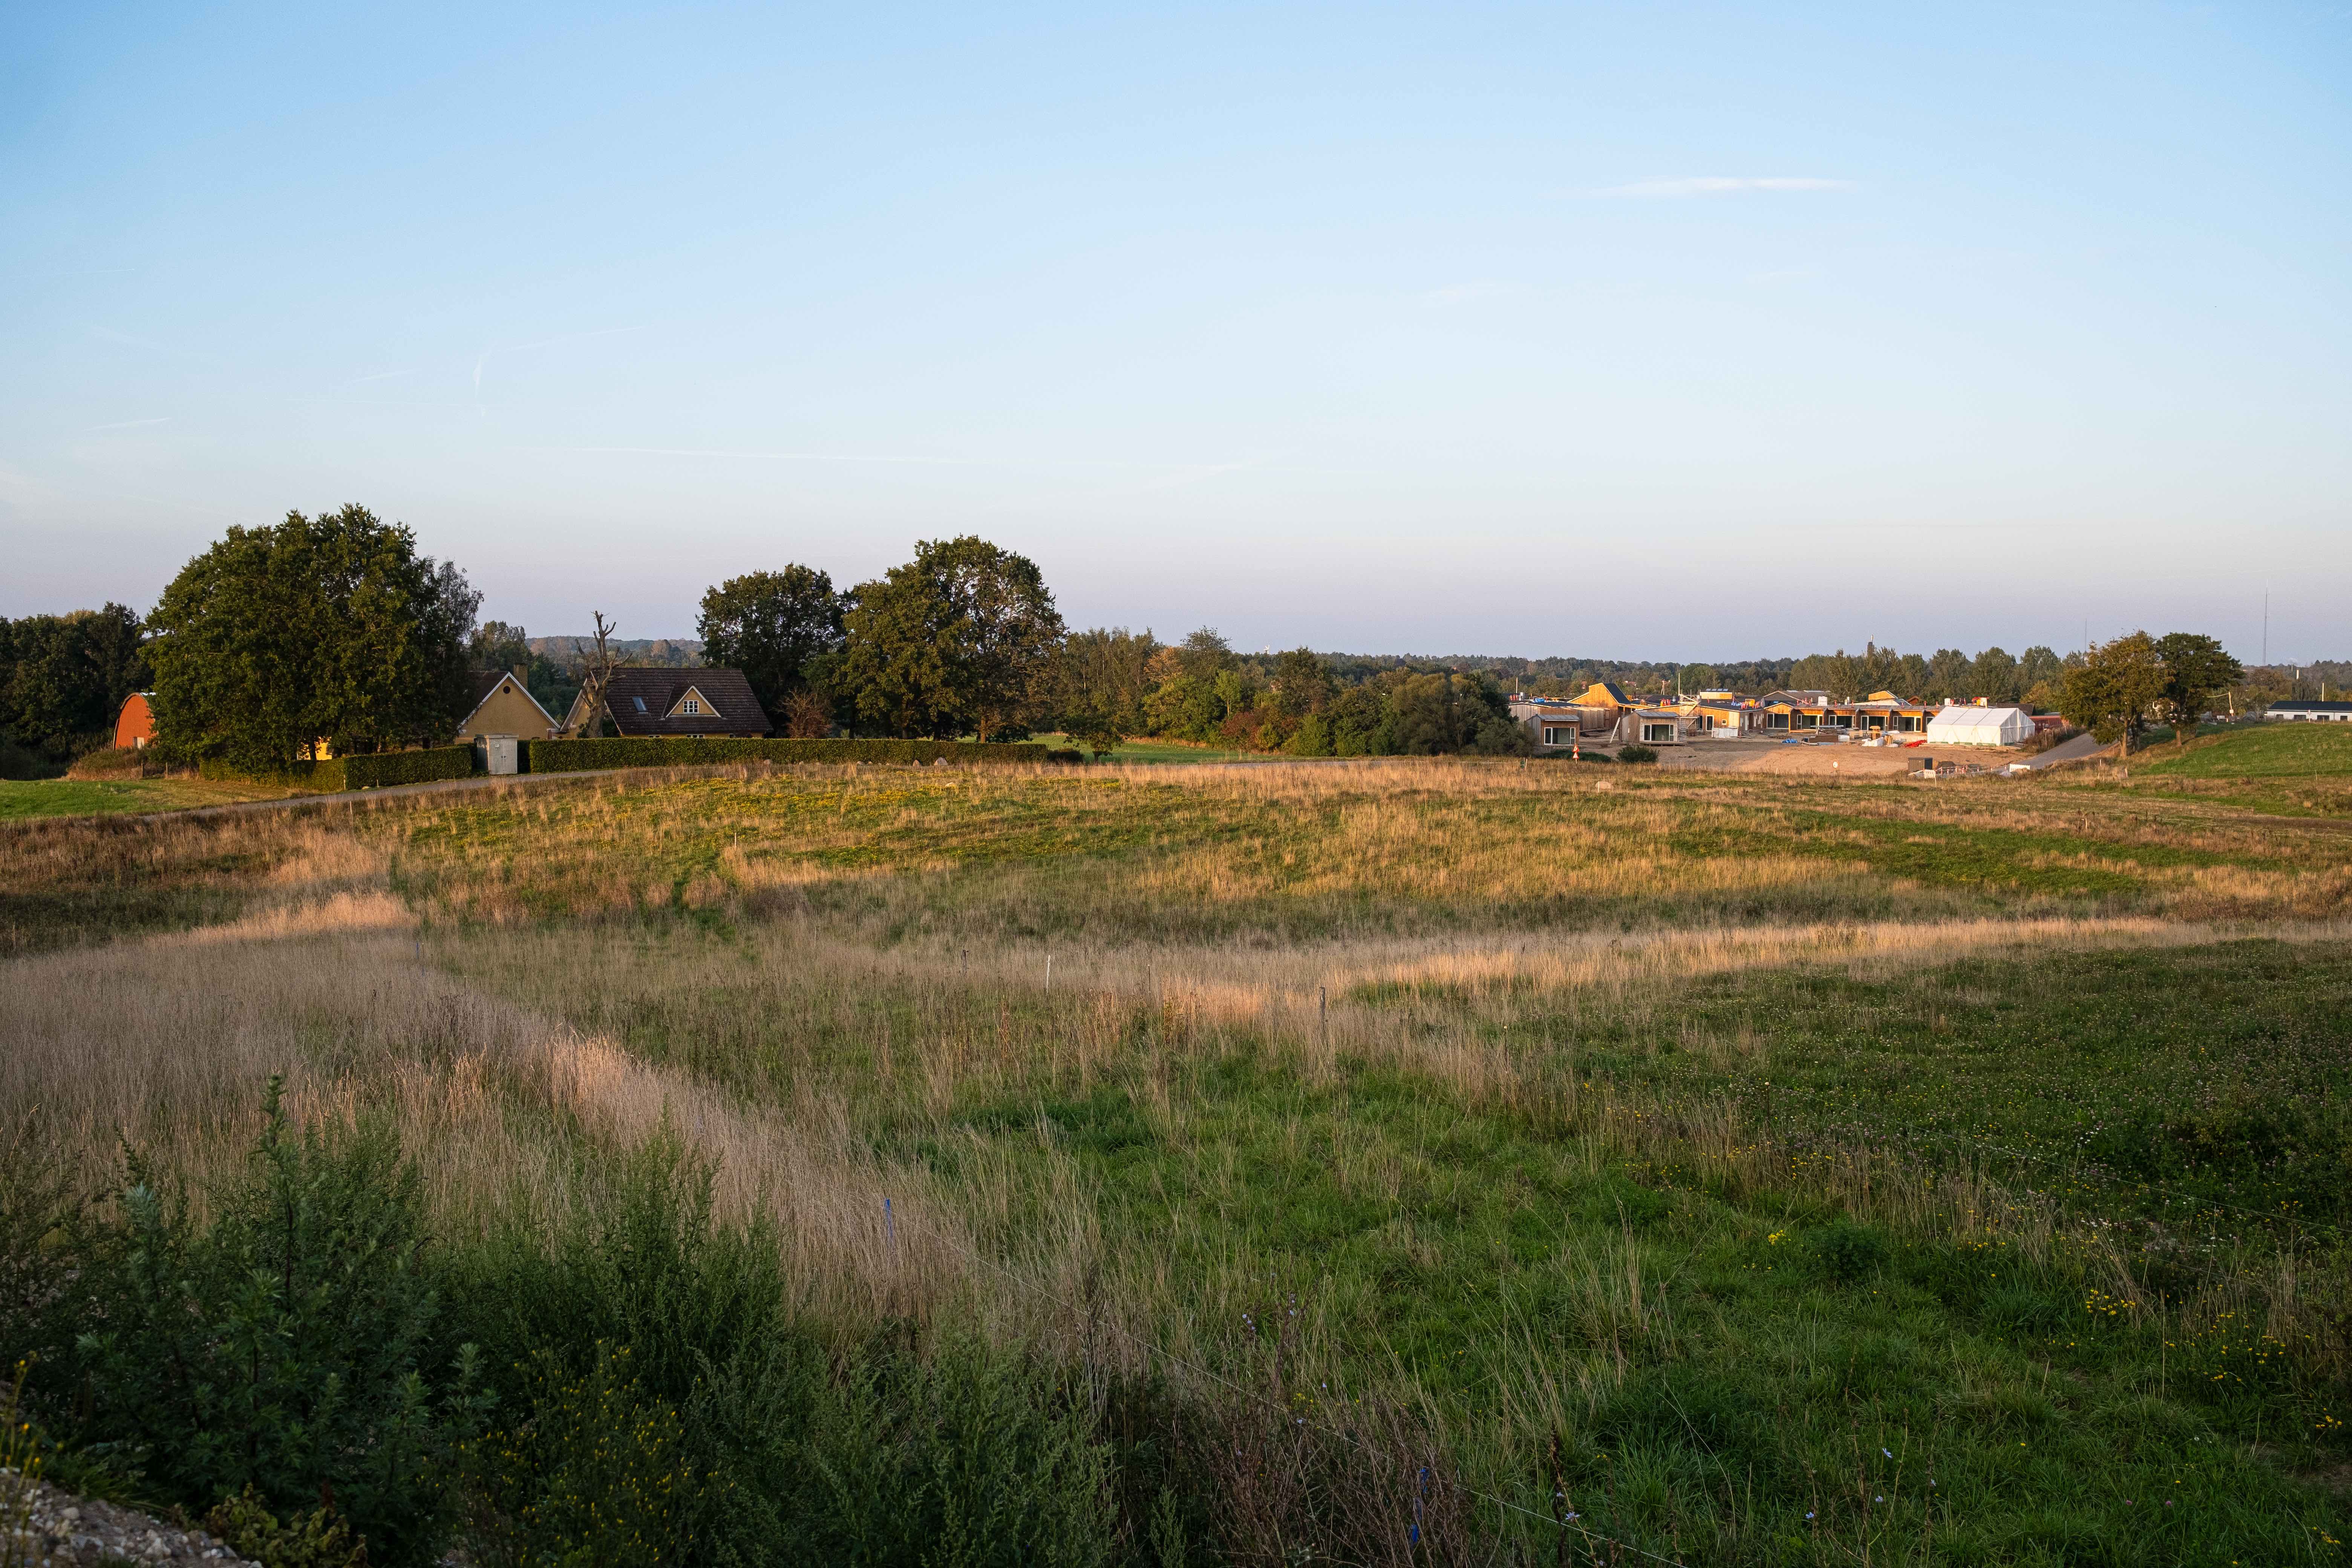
(1924, 704, 2037, 747)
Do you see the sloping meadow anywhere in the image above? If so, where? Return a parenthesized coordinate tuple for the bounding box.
(3, 759, 2348, 1564)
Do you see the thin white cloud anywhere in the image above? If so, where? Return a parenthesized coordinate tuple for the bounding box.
(1588, 176, 1856, 198)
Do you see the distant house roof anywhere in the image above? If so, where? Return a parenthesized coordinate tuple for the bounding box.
(457, 669, 560, 734)
(573, 666, 770, 737)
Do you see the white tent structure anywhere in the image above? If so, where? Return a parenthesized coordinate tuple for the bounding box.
(1925, 704, 2036, 746)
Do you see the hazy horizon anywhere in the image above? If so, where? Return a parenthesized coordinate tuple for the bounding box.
(5, 3, 2346, 663)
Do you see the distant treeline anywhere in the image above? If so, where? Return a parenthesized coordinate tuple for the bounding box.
(0, 604, 150, 778)
(9, 511, 2347, 773)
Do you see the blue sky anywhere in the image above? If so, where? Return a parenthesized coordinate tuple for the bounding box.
(3, 2, 2347, 661)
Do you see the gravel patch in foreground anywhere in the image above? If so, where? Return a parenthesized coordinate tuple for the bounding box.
(2, 1472, 260, 1565)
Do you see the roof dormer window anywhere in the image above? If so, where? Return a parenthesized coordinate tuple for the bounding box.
(682, 697, 700, 715)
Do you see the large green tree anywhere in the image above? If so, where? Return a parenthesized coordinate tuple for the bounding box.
(149, 506, 476, 769)
(1968, 646, 2020, 704)
(835, 537, 1065, 740)
(1925, 648, 1974, 701)
(2152, 632, 2243, 732)
(0, 603, 150, 761)
(695, 566, 849, 720)
(1383, 672, 1529, 756)
(1054, 627, 1160, 757)
(1266, 647, 1336, 719)
(2060, 631, 2168, 751)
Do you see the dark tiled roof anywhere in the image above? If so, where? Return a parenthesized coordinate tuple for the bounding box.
(598, 666, 770, 736)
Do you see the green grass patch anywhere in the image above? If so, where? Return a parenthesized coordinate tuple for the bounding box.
(2141, 722, 2352, 778)
(0, 775, 302, 820)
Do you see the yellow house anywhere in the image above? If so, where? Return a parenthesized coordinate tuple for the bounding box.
(455, 668, 561, 742)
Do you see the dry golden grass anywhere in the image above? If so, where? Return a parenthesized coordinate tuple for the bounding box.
(354, 759, 2352, 940)
(7, 756, 2349, 1429)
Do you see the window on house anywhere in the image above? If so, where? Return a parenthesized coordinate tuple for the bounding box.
(682, 698, 700, 715)
(632, 697, 647, 713)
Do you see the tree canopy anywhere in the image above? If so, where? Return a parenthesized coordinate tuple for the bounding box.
(2060, 631, 2169, 750)
(695, 566, 849, 721)
(833, 537, 1066, 740)
(149, 506, 477, 769)
(2152, 632, 2243, 731)
(2056, 630, 2243, 749)
(0, 603, 150, 766)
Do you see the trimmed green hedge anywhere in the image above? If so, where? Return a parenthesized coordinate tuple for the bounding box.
(198, 746, 475, 792)
(521, 737, 1052, 773)
(343, 747, 475, 788)
(200, 755, 347, 791)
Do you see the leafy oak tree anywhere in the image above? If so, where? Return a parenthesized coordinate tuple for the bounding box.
(2060, 631, 2168, 751)
(695, 567, 850, 720)
(835, 537, 1065, 740)
(149, 507, 476, 769)
(2152, 632, 2243, 733)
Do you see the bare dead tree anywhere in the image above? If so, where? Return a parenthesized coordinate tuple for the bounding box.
(570, 612, 619, 738)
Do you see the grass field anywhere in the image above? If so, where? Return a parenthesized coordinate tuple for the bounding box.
(2142, 722, 2352, 778)
(3, 758, 2348, 1565)
(0, 773, 301, 820)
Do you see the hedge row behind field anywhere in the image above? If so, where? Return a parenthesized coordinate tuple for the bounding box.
(519, 737, 1052, 773)
(198, 746, 475, 792)
(344, 747, 475, 788)
(200, 755, 348, 791)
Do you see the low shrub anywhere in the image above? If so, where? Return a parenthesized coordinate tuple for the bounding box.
(1616, 744, 1658, 764)
(2018, 722, 2084, 755)
(203, 1485, 371, 1568)
(65, 747, 150, 781)
(71, 1080, 485, 1568)
(0, 739, 61, 781)
(520, 737, 1047, 773)
(466, 1342, 695, 1568)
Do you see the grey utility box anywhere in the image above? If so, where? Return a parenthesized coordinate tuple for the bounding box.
(474, 735, 519, 776)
